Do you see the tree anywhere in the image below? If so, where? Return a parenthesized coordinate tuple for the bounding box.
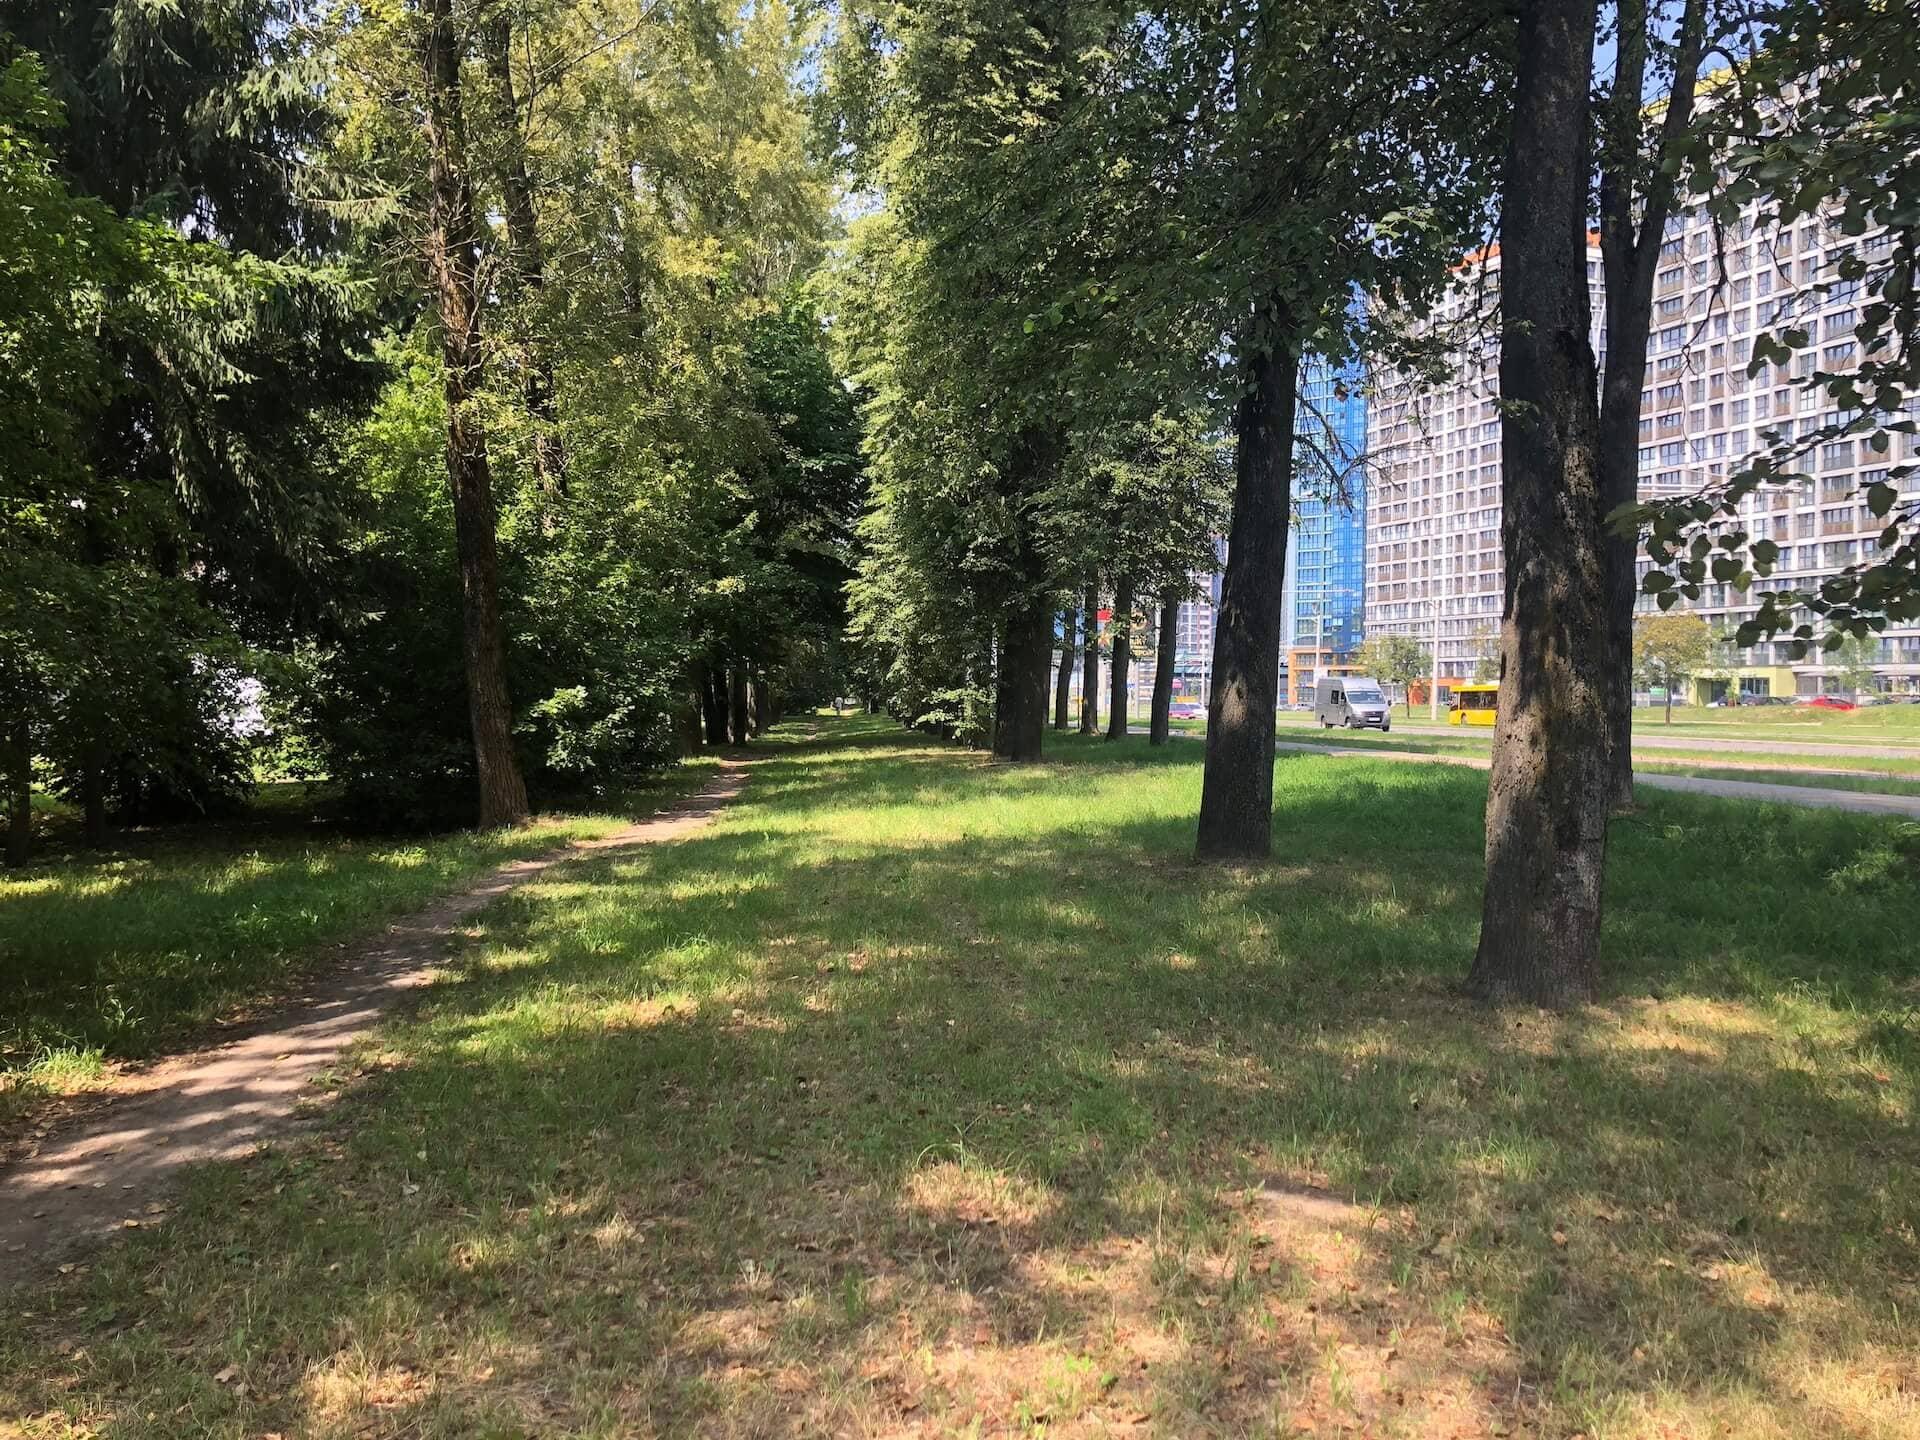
(1041, 414, 1229, 746)
(1470, 624, 1502, 683)
(1833, 633, 1879, 699)
(1, 2, 383, 847)
(1467, 0, 1611, 1008)
(1106, 577, 1137, 741)
(1595, 0, 1711, 810)
(1054, 609, 1077, 731)
(1081, 579, 1101, 736)
(1630, 0, 1920, 651)
(417, 0, 530, 827)
(825, 2, 1131, 764)
(1633, 613, 1715, 722)
(1054, 0, 1507, 859)
(1148, 594, 1180, 744)
(1353, 634, 1429, 714)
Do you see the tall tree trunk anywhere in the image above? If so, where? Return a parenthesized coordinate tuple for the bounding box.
(1598, 0, 1708, 813)
(1105, 575, 1134, 740)
(479, 15, 565, 495)
(728, 666, 750, 745)
(422, 0, 529, 828)
(4, 708, 30, 868)
(678, 670, 704, 755)
(81, 756, 107, 849)
(1079, 579, 1099, 735)
(993, 593, 1052, 761)
(991, 428, 1059, 762)
(1196, 333, 1298, 860)
(1149, 590, 1179, 745)
(1054, 608, 1076, 731)
(1467, 0, 1609, 1007)
(704, 664, 730, 745)
(748, 677, 766, 737)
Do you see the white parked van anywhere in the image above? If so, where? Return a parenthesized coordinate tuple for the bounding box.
(1314, 677, 1391, 732)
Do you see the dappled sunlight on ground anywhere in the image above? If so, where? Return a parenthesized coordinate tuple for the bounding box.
(2, 721, 1916, 1437)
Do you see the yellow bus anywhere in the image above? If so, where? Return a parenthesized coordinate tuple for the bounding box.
(1448, 682, 1498, 726)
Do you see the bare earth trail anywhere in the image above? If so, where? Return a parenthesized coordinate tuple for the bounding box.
(0, 763, 747, 1289)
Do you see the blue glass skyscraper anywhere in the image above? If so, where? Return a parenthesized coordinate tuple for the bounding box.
(1282, 352, 1368, 696)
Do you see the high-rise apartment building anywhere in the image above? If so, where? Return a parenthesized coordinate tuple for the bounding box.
(1282, 352, 1369, 700)
(1363, 240, 1610, 683)
(1364, 215, 1920, 696)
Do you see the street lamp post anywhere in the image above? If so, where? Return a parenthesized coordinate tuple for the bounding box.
(1429, 598, 1442, 723)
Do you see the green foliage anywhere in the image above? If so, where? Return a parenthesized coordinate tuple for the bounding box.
(1830, 632, 1880, 698)
(1354, 633, 1430, 708)
(1628, 0, 1920, 647)
(0, 48, 311, 833)
(1633, 613, 1716, 713)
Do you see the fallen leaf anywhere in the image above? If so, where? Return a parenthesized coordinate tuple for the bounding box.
(213, 1365, 240, 1385)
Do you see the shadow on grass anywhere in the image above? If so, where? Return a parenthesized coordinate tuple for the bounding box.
(0, 766, 717, 1072)
(2, 720, 1915, 1437)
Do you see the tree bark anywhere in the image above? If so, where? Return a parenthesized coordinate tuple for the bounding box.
(1079, 579, 1099, 735)
(1149, 590, 1179, 745)
(697, 660, 729, 746)
(677, 671, 705, 755)
(422, 0, 529, 829)
(1105, 575, 1134, 740)
(81, 757, 107, 849)
(1196, 333, 1298, 860)
(728, 666, 750, 745)
(479, 14, 566, 495)
(1054, 608, 1076, 730)
(1467, 0, 1609, 1008)
(1598, 0, 1707, 813)
(993, 592, 1052, 761)
(4, 708, 30, 867)
(989, 427, 1059, 762)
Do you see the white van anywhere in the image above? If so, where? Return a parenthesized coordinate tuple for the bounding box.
(1314, 676, 1391, 732)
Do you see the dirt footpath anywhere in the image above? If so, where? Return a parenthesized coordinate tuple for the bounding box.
(0, 763, 746, 1288)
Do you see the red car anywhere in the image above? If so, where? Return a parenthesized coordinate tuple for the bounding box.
(1807, 695, 1857, 711)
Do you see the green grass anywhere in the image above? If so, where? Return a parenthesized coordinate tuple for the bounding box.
(1266, 724, 1920, 787)
(0, 769, 712, 1106)
(1638, 702, 1920, 741)
(1266, 703, 1920, 747)
(2, 719, 1916, 1438)
(1634, 763, 1920, 797)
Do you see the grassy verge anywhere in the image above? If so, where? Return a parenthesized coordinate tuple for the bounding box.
(1633, 763, 1920, 798)
(0, 766, 713, 1108)
(1, 719, 1915, 1439)
(1266, 707, 1920, 747)
(1234, 722, 1920, 792)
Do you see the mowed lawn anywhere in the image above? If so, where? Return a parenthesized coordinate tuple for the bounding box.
(2, 718, 1916, 1439)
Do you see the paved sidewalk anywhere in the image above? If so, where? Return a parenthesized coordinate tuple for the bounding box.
(0, 764, 747, 1288)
